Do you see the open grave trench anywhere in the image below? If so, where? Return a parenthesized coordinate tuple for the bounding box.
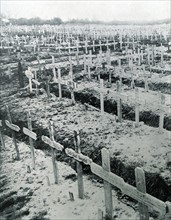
(1, 26, 171, 219)
(0, 90, 171, 209)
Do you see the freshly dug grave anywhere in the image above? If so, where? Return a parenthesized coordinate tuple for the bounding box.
(0, 92, 171, 204)
(49, 79, 171, 131)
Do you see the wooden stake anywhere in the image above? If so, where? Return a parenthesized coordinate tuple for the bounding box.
(74, 130, 84, 199)
(58, 68, 62, 99)
(101, 148, 113, 220)
(49, 121, 59, 184)
(135, 168, 149, 220)
(5, 105, 20, 160)
(100, 79, 104, 115)
(27, 112, 36, 169)
(135, 88, 140, 126)
(116, 81, 122, 122)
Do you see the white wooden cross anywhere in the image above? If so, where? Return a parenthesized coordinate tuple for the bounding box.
(138, 65, 152, 92)
(67, 76, 77, 104)
(23, 111, 37, 170)
(42, 120, 63, 184)
(25, 67, 34, 93)
(5, 105, 20, 160)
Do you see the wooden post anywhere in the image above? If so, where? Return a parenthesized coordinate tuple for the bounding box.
(116, 81, 122, 122)
(58, 68, 62, 99)
(100, 79, 104, 115)
(74, 130, 84, 199)
(49, 120, 59, 184)
(158, 93, 165, 134)
(88, 64, 91, 79)
(135, 88, 140, 127)
(89, 50, 92, 67)
(0, 120, 5, 149)
(101, 148, 113, 220)
(23, 112, 37, 169)
(84, 55, 87, 75)
(5, 105, 20, 160)
(135, 167, 149, 220)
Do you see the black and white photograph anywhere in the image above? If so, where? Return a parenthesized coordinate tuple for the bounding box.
(0, 0, 171, 219)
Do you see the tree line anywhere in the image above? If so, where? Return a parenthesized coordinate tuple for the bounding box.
(1, 15, 170, 26)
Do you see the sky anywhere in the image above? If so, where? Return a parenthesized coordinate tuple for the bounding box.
(1, 0, 171, 22)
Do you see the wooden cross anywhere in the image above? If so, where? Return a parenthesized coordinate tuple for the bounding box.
(32, 70, 40, 97)
(138, 66, 151, 92)
(25, 67, 34, 93)
(106, 49, 111, 66)
(23, 111, 37, 169)
(5, 105, 20, 160)
(42, 120, 63, 184)
(135, 167, 149, 220)
(91, 148, 168, 220)
(0, 120, 5, 149)
(67, 77, 77, 104)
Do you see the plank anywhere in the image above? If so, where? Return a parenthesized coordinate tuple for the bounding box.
(135, 167, 149, 220)
(65, 148, 92, 165)
(5, 120, 20, 132)
(27, 113, 36, 170)
(5, 106, 20, 160)
(41, 135, 63, 151)
(0, 120, 2, 127)
(101, 148, 113, 220)
(49, 121, 59, 184)
(74, 130, 84, 199)
(23, 127, 37, 140)
(90, 162, 166, 215)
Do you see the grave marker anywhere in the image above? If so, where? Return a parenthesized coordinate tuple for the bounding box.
(101, 148, 113, 220)
(74, 130, 84, 199)
(67, 77, 77, 105)
(135, 167, 149, 220)
(25, 67, 34, 93)
(42, 121, 63, 184)
(135, 88, 140, 126)
(23, 112, 37, 169)
(5, 105, 20, 160)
